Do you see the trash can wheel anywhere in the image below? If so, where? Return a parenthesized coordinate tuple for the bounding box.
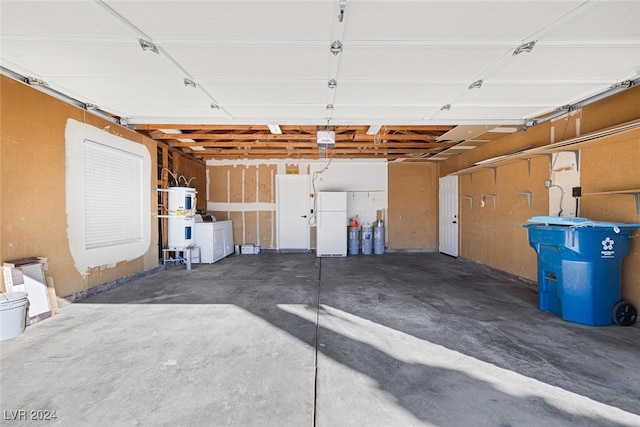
(612, 301, 637, 326)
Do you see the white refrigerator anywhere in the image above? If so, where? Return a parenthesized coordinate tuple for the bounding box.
(316, 191, 347, 257)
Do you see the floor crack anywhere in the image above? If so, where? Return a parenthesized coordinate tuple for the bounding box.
(312, 259, 321, 427)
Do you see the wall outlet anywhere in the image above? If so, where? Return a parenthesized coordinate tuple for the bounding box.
(572, 186, 582, 197)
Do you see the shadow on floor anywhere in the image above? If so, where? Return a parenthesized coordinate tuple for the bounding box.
(75, 252, 640, 425)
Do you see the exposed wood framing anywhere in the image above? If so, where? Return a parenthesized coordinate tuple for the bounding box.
(136, 124, 458, 161)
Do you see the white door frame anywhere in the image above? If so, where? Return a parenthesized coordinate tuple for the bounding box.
(439, 175, 459, 257)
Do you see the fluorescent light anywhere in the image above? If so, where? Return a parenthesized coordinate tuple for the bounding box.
(429, 157, 448, 160)
(489, 127, 518, 133)
(450, 146, 477, 150)
(366, 125, 382, 135)
(190, 146, 205, 151)
(268, 125, 282, 134)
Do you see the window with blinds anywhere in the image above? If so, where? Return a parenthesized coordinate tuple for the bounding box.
(84, 139, 143, 249)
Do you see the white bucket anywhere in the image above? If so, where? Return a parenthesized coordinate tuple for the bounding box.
(0, 292, 29, 341)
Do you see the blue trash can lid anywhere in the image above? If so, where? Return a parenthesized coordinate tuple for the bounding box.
(526, 216, 640, 229)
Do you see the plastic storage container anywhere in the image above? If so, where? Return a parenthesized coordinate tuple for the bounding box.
(0, 292, 29, 341)
(524, 216, 640, 326)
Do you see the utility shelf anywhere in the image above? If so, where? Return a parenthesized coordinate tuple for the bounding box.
(516, 191, 532, 212)
(451, 119, 640, 177)
(582, 189, 640, 213)
(482, 194, 496, 212)
(461, 196, 473, 210)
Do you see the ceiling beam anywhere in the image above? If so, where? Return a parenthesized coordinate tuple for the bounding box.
(173, 141, 457, 149)
(153, 133, 446, 142)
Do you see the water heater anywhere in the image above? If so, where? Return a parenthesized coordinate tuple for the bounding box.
(167, 187, 197, 249)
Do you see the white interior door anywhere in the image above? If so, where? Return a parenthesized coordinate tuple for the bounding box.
(276, 175, 310, 250)
(439, 175, 459, 257)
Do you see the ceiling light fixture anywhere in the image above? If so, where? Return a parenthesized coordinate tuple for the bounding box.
(210, 103, 219, 110)
(468, 79, 483, 90)
(328, 79, 337, 89)
(184, 78, 197, 88)
(268, 125, 282, 134)
(440, 104, 451, 111)
(489, 127, 518, 133)
(138, 38, 159, 54)
(326, 104, 334, 110)
(330, 40, 343, 55)
(366, 125, 382, 135)
(513, 40, 536, 56)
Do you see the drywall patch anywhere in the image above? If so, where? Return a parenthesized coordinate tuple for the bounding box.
(65, 119, 151, 277)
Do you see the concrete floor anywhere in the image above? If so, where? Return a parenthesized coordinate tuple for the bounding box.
(2, 252, 640, 426)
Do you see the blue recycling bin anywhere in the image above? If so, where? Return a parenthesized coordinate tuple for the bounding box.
(524, 216, 640, 326)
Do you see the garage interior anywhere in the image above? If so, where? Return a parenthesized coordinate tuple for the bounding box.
(1, 1, 640, 425)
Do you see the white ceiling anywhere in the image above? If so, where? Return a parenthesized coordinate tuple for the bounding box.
(1, 0, 639, 128)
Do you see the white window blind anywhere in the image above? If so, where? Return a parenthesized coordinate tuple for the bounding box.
(84, 139, 143, 249)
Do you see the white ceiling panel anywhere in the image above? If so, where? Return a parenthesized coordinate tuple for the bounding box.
(50, 77, 214, 108)
(430, 106, 541, 122)
(334, 81, 461, 105)
(199, 80, 326, 105)
(344, 1, 583, 42)
(217, 105, 330, 122)
(492, 46, 640, 81)
(1, 0, 639, 132)
(542, 1, 640, 41)
(105, 1, 335, 41)
(164, 46, 330, 79)
(0, 1, 131, 38)
(120, 104, 231, 120)
(0, 41, 179, 77)
(456, 81, 610, 106)
(339, 47, 508, 80)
